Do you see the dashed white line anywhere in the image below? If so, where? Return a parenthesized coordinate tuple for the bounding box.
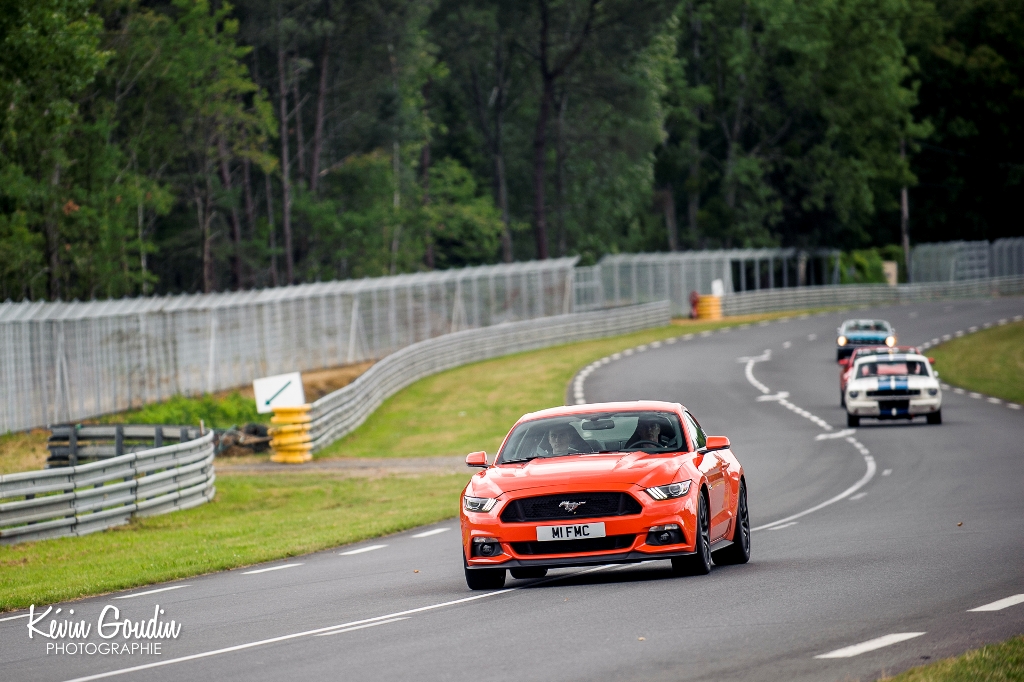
(987, 397, 1002, 404)
(808, 334, 817, 341)
(339, 545, 387, 556)
(769, 522, 798, 531)
(815, 632, 926, 659)
(849, 492, 867, 501)
(969, 392, 983, 399)
(411, 528, 450, 538)
(114, 585, 190, 599)
(968, 594, 1024, 612)
(242, 563, 303, 575)
(882, 469, 892, 476)
(314, 617, 409, 637)
(783, 341, 792, 349)
(1009, 403, 1022, 410)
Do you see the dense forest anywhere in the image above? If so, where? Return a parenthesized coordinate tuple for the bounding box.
(1, 0, 1021, 300)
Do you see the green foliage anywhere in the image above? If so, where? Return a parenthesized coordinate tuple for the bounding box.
(100, 392, 266, 428)
(839, 250, 889, 284)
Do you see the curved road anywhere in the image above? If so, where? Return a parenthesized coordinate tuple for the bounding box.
(3, 298, 1023, 682)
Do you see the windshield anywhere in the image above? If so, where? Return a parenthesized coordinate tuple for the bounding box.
(844, 320, 890, 332)
(857, 360, 928, 378)
(497, 411, 686, 464)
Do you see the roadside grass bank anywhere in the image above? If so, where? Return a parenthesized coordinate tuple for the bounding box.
(929, 321, 1024, 405)
(0, 471, 470, 612)
(318, 309, 828, 461)
(882, 635, 1024, 681)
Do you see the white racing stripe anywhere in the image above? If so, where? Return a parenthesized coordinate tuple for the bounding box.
(314, 617, 410, 637)
(58, 564, 614, 682)
(412, 528, 451, 538)
(114, 585, 190, 599)
(968, 594, 1024, 612)
(339, 545, 387, 556)
(815, 632, 926, 659)
(242, 563, 303, 575)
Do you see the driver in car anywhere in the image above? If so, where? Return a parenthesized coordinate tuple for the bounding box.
(627, 419, 662, 449)
(547, 424, 577, 456)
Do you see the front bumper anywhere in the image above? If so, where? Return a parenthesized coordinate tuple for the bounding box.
(462, 485, 701, 569)
(846, 396, 941, 419)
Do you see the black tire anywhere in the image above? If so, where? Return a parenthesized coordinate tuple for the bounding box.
(672, 490, 711, 576)
(465, 566, 506, 590)
(712, 481, 750, 566)
(509, 567, 548, 580)
(927, 410, 942, 425)
(847, 413, 860, 427)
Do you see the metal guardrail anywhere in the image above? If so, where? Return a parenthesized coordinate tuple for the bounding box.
(720, 275, 1024, 316)
(0, 430, 215, 545)
(47, 424, 204, 467)
(269, 301, 672, 462)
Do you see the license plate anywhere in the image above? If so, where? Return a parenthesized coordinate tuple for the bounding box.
(536, 522, 606, 542)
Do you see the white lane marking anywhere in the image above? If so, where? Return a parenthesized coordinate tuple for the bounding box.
(988, 397, 1002, 404)
(339, 545, 387, 556)
(412, 528, 451, 538)
(942, 334, 952, 341)
(808, 334, 817, 340)
(738, 350, 772, 394)
(969, 392, 983, 399)
(968, 594, 1024, 612)
(314, 617, 409, 637)
(242, 563, 303, 575)
(849, 492, 867, 501)
(1009, 404, 1022, 410)
(882, 469, 892, 476)
(769, 522, 798, 531)
(969, 326, 978, 332)
(1016, 315, 1023, 322)
(815, 429, 855, 441)
(955, 330, 965, 337)
(954, 388, 965, 395)
(757, 391, 790, 402)
(683, 333, 694, 340)
(114, 585, 190, 599)
(815, 632, 926, 659)
(59, 564, 614, 682)
(753, 454, 875, 532)
(783, 341, 792, 349)
(0, 613, 30, 622)
(931, 338, 939, 345)
(700, 330, 713, 337)
(998, 318, 1008, 325)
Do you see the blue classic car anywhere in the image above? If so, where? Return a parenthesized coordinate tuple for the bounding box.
(836, 319, 896, 360)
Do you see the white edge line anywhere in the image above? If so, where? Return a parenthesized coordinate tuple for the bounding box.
(411, 528, 451, 538)
(241, 563, 303, 575)
(114, 585, 191, 600)
(314, 617, 409, 637)
(0, 613, 30, 622)
(59, 563, 617, 682)
(968, 594, 1024, 612)
(338, 545, 387, 556)
(814, 632, 926, 659)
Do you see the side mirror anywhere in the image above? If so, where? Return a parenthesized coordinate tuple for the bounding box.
(466, 451, 488, 468)
(838, 358, 850, 367)
(705, 436, 730, 452)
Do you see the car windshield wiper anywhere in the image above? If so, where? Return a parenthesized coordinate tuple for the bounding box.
(501, 455, 546, 464)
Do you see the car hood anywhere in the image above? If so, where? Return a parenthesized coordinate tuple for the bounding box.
(470, 452, 684, 496)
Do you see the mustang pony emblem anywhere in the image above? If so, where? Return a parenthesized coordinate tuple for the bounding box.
(558, 501, 586, 513)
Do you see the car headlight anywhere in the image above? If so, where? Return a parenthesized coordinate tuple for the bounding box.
(928, 388, 938, 396)
(464, 496, 498, 513)
(849, 390, 859, 398)
(645, 480, 691, 500)
(885, 336, 896, 347)
(837, 335, 848, 346)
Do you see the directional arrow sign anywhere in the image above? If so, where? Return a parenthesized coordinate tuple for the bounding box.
(253, 372, 305, 414)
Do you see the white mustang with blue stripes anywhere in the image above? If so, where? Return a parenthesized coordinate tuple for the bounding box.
(844, 353, 943, 426)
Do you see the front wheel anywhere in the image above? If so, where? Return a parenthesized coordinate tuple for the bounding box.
(713, 482, 750, 566)
(927, 410, 942, 425)
(465, 566, 506, 590)
(672, 491, 711, 576)
(847, 413, 860, 427)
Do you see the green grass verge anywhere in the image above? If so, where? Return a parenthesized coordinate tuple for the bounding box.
(0, 473, 469, 612)
(99, 391, 268, 428)
(929, 321, 1024, 404)
(883, 635, 1024, 681)
(317, 313, 796, 460)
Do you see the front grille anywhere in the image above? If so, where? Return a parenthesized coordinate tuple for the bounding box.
(867, 389, 921, 397)
(500, 492, 643, 523)
(511, 534, 636, 556)
(878, 399, 911, 415)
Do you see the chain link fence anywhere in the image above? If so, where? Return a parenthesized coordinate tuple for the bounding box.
(911, 238, 1024, 282)
(0, 259, 577, 434)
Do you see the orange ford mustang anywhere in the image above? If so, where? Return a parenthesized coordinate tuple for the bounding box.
(460, 401, 750, 590)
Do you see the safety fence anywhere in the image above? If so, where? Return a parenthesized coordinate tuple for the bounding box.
(269, 301, 671, 461)
(911, 238, 1024, 283)
(719, 275, 1024, 316)
(0, 259, 577, 434)
(0, 430, 215, 545)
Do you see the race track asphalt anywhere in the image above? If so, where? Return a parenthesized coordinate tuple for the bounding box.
(2, 297, 1023, 682)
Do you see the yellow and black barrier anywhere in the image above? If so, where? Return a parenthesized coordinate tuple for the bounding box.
(269, 405, 313, 463)
(696, 295, 722, 320)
